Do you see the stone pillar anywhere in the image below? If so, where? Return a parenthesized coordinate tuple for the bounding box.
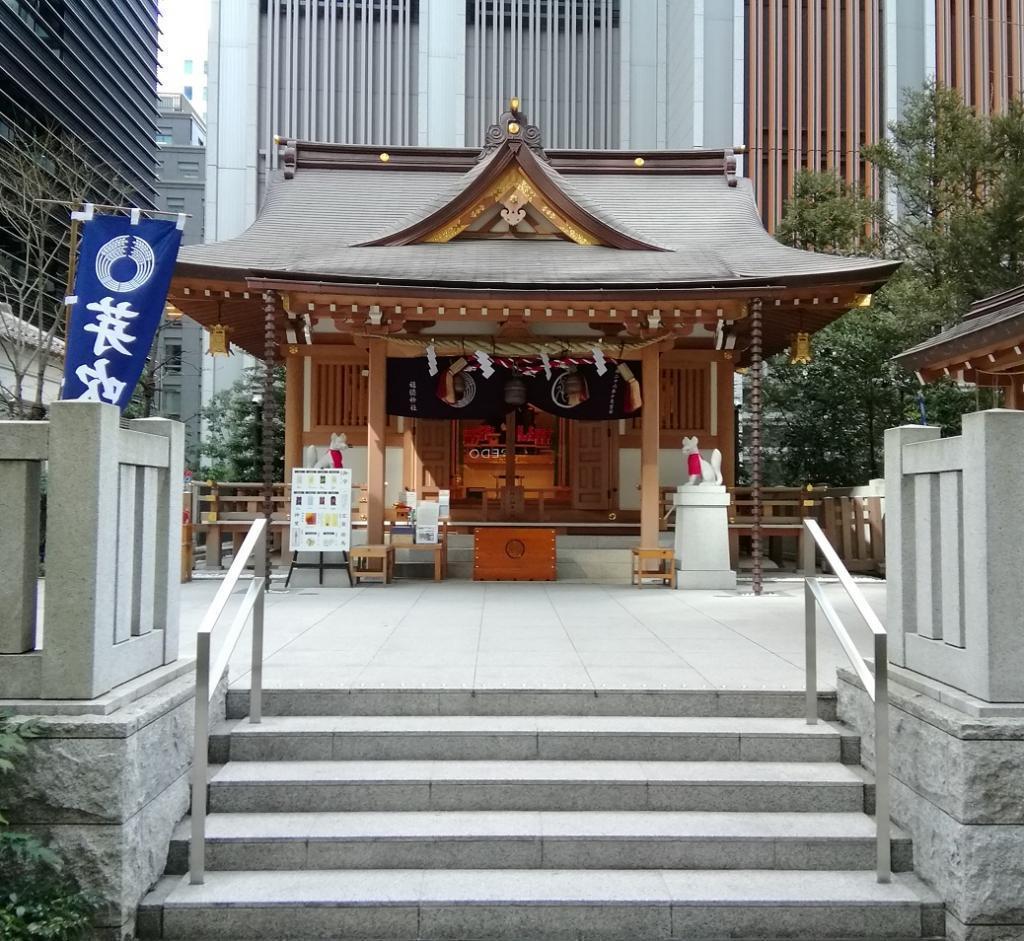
(673, 485, 737, 589)
(0, 423, 47, 654)
(639, 344, 661, 549)
(129, 416, 184, 666)
(960, 409, 1024, 702)
(40, 402, 121, 699)
(883, 423, 938, 667)
(366, 338, 387, 544)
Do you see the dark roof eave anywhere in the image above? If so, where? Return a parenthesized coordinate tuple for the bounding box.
(173, 258, 900, 297)
(895, 307, 1024, 372)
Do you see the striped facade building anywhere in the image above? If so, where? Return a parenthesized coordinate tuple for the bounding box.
(207, 0, 1024, 243)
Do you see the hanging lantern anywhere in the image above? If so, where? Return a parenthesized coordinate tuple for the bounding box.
(504, 374, 527, 406)
(207, 324, 231, 356)
(790, 332, 813, 365)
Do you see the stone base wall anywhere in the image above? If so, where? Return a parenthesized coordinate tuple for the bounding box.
(3, 671, 224, 940)
(837, 667, 1024, 941)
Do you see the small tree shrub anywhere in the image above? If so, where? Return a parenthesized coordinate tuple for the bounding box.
(0, 715, 97, 941)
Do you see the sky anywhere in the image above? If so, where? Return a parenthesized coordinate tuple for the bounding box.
(157, 0, 212, 115)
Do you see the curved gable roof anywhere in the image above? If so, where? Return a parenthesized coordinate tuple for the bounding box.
(176, 107, 897, 293)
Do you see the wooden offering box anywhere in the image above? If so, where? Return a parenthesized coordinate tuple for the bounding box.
(473, 528, 556, 581)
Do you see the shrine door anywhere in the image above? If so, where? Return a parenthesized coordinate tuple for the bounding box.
(571, 421, 614, 510)
(406, 419, 451, 495)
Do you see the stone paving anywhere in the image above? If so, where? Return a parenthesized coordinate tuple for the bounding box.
(178, 576, 886, 693)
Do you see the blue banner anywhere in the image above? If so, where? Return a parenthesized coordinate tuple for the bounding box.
(61, 213, 183, 409)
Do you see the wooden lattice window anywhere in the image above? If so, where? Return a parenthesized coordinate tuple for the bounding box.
(629, 365, 709, 433)
(660, 366, 708, 431)
(313, 363, 368, 427)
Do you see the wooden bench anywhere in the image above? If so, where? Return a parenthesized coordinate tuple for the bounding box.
(394, 542, 446, 581)
(349, 545, 395, 585)
(196, 518, 289, 569)
(728, 518, 808, 572)
(631, 547, 676, 588)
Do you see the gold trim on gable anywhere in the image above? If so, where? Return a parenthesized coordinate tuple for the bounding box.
(421, 166, 602, 246)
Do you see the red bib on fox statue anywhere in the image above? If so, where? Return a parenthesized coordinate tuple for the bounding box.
(312, 432, 349, 469)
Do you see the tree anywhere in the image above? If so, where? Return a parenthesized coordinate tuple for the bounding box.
(760, 83, 1014, 485)
(0, 128, 132, 419)
(199, 366, 285, 482)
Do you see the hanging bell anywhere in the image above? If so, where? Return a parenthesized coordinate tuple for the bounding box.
(790, 332, 812, 365)
(207, 324, 231, 356)
(503, 375, 527, 406)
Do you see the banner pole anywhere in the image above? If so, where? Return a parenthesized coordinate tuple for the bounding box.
(60, 213, 81, 371)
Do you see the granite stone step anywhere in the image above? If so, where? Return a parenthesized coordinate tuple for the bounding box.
(215, 715, 849, 763)
(224, 687, 839, 720)
(139, 868, 944, 940)
(206, 759, 867, 814)
(165, 810, 913, 874)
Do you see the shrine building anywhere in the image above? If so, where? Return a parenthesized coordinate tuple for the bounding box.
(170, 102, 897, 547)
(896, 284, 1024, 409)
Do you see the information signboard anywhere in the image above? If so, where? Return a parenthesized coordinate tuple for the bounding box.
(290, 467, 352, 552)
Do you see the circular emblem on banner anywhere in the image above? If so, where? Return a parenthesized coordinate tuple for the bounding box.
(95, 235, 156, 293)
(449, 373, 477, 408)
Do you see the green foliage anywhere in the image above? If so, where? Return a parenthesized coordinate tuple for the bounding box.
(775, 170, 881, 255)
(199, 365, 285, 482)
(762, 83, 1020, 485)
(0, 715, 97, 941)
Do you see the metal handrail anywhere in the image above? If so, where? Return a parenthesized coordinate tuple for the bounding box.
(802, 518, 890, 883)
(189, 517, 268, 885)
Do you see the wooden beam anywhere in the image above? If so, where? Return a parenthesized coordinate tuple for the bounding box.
(366, 338, 387, 543)
(284, 352, 304, 475)
(640, 343, 661, 549)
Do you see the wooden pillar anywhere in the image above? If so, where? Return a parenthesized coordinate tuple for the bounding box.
(366, 338, 387, 544)
(503, 409, 516, 517)
(284, 352, 303, 474)
(1006, 378, 1022, 410)
(640, 344, 661, 548)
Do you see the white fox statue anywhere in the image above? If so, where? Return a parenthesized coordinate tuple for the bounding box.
(681, 435, 723, 486)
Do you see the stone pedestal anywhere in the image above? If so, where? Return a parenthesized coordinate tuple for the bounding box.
(2, 666, 219, 941)
(672, 485, 736, 589)
(838, 666, 1024, 941)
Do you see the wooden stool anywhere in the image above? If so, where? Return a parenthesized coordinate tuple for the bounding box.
(395, 542, 446, 581)
(350, 545, 395, 585)
(631, 547, 676, 588)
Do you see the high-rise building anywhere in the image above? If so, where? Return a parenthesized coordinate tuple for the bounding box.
(0, 1, 159, 416)
(0, 0, 160, 205)
(154, 93, 207, 458)
(207, 0, 1024, 240)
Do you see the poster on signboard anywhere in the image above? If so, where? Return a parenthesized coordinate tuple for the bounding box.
(290, 467, 352, 552)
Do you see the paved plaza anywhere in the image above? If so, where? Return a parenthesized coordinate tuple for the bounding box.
(180, 576, 886, 693)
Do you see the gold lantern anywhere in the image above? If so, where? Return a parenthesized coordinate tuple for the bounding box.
(207, 324, 231, 356)
(790, 332, 813, 365)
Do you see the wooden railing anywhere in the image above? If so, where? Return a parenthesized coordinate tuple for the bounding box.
(661, 485, 886, 575)
(191, 481, 290, 569)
